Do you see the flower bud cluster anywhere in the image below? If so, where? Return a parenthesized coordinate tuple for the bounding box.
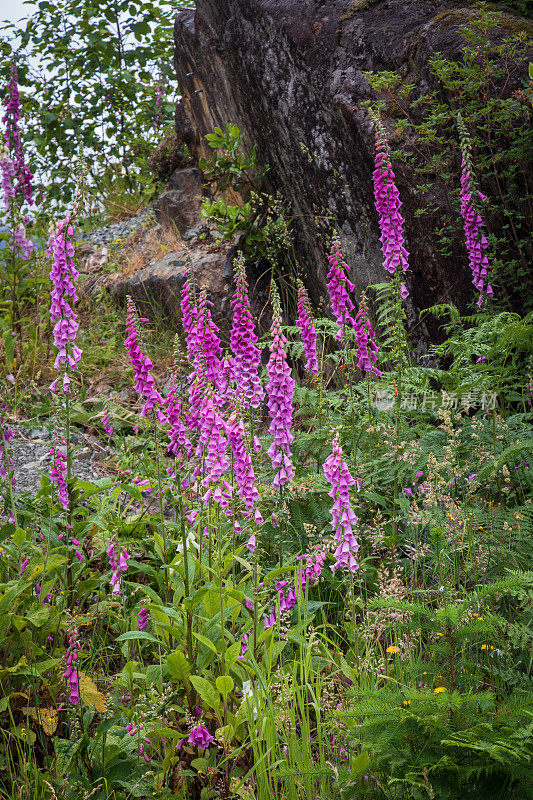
(296, 281, 318, 375)
(63, 628, 81, 706)
(354, 295, 381, 377)
(326, 239, 357, 341)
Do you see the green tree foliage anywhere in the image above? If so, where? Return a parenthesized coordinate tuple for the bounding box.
(0, 0, 195, 205)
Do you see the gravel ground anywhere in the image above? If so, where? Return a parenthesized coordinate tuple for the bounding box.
(6, 423, 112, 499)
(81, 208, 156, 248)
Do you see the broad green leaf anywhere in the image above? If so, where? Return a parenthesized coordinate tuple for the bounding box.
(167, 650, 191, 689)
(190, 676, 221, 714)
(216, 675, 234, 696)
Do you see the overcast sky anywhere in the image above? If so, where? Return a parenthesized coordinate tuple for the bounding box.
(2, 0, 31, 24)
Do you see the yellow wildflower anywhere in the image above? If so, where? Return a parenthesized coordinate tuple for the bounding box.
(386, 645, 400, 654)
(481, 644, 494, 650)
(434, 687, 447, 694)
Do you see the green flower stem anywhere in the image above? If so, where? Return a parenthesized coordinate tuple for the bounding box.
(176, 471, 193, 666)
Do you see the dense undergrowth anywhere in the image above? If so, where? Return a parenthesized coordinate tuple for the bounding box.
(0, 3, 532, 800)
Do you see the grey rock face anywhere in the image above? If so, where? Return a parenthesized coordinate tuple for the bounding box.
(173, 0, 531, 344)
(110, 245, 234, 338)
(153, 167, 209, 233)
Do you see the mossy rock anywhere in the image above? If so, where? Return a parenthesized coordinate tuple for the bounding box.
(339, 0, 380, 24)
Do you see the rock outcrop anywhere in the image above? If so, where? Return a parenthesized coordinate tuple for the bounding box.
(153, 166, 210, 233)
(172, 0, 531, 344)
(111, 245, 233, 338)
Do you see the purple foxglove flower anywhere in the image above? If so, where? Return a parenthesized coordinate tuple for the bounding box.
(457, 114, 493, 307)
(229, 254, 265, 408)
(227, 410, 259, 513)
(125, 297, 166, 423)
(101, 406, 113, 438)
(296, 281, 319, 375)
(138, 604, 149, 631)
(188, 725, 214, 749)
(2, 62, 33, 205)
(326, 239, 357, 341)
(0, 402, 15, 488)
(196, 288, 224, 389)
(63, 628, 81, 705)
(0, 151, 16, 210)
(166, 381, 192, 473)
(246, 533, 256, 552)
(180, 269, 201, 363)
(47, 218, 82, 393)
(12, 220, 33, 260)
(118, 548, 130, 570)
(371, 115, 410, 279)
(19, 557, 29, 576)
(184, 284, 227, 427)
(264, 611, 276, 629)
(266, 286, 295, 489)
(353, 294, 381, 377)
(50, 436, 68, 509)
(239, 631, 250, 659)
(108, 539, 130, 596)
(323, 433, 359, 573)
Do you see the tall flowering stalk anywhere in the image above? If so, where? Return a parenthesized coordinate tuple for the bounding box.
(124, 297, 165, 423)
(2, 62, 33, 205)
(229, 254, 264, 408)
(371, 111, 411, 542)
(0, 401, 17, 526)
(371, 113, 409, 298)
(457, 113, 493, 307)
(50, 435, 68, 510)
(182, 282, 226, 428)
(107, 539, 130, 596)
(180, 269, 200, 363)
(166, 381, 192, 475)
(63, 628, 81, 706)
(166, 372, 194, 663)
(227, 408, 259, 515)
(266, 285, 295, 490)
(2, 63, 34, 342)
(323, 433, 359, 574)
(266, 285, 295, 566)
(296, 280, 319, 375)
(101, 405, 113, 438)
(197, 288, 225, 395)
(47, 218, 82, 394)
(196, 393, 230, 497)
(326, 239, 357, 341)
(354, 294, 381, 378)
